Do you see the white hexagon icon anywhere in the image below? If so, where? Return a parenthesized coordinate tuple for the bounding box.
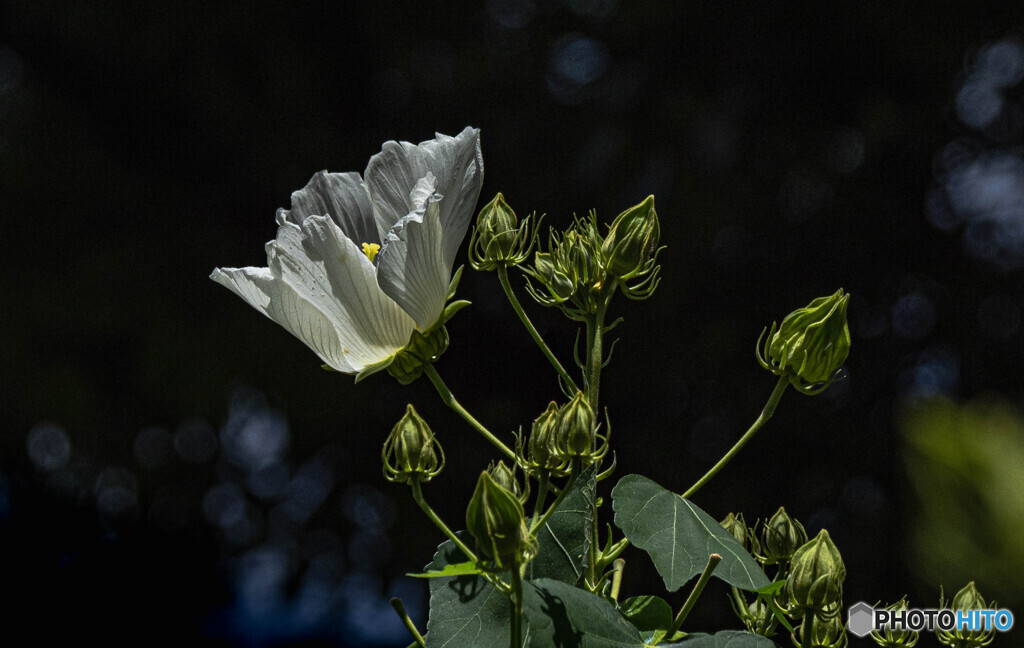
(848, 601, 875, 638)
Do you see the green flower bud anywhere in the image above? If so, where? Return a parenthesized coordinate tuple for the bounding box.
(721, 512, 759, 555)
(527, 401, 568, 476)
(937, 582, 995, 647)
(555, 391, 597, 462)
(757, 289, 850, 395)
(796, 614, 848, 648)
(784, 529, 846, 621)
(870, 598, 919, 647)
(469, 193, 534, 271)
(387, 326, 449, 385)
(760, 507, 808, 565)
(533, 252, 576, 302)
(465, 471, 537, 569)
(381, 404, 444, 484)
(602, 195, 660, 280)
(487, 460, 521, 498)
(557, 224, 605, 292)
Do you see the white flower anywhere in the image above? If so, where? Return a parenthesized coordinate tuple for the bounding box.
(211, 127, 483, 378)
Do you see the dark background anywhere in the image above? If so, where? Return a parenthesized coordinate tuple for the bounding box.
(2, 1, 1023, 645)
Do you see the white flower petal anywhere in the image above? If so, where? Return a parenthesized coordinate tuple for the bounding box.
(376, 189, 449, 331)
(210, 266, 363, 373)
(268, 216, 416, 367)
(276, 171, 379, 247)
(364, 127, 484, 268)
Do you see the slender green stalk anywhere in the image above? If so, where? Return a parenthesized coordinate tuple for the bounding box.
(583, 306, 604, 411)
(800, 612, 814, 648)
(530, 467, 579, 533)
(497, 266, 579, 393)
(588, 499, 600, 586)
(424, 364, 516, 461)
(530, 473, 550, 530)
(682, 376, 789, 499)
(666, 553, 723, 636)
(610, 558, 625, 601)
(390, 598, 426, 648)
(410, 480, 477, 563)
(510, 566, 524, 648)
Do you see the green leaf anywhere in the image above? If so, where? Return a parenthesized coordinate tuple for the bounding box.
(408, 560, 484, 578)
(425, 534, 509, 648)
(527, 464, 597, 585)
(662, 630, 778, 646)
(753, 580, 786, 596)
(522, 578, 646, 648)
(447, 265, 464, 300)
(611, 475, 770, 592)
(619, 595, 675, 644)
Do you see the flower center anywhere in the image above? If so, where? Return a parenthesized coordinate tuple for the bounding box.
(361, 242, 381, 263)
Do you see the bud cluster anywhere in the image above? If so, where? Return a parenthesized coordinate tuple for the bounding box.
(524, 197, 661, 317)
(522, 392, 608, 475)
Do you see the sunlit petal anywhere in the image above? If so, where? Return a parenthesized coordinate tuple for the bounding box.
(276, 170, 379, 248)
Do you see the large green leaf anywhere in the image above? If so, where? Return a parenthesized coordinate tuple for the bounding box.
(611, 475, 770, 592)
(522, 578, 646, 648)
(526, 464, 597, 585)
(664, 630, 778, 646)
(424, 535, 509, 648)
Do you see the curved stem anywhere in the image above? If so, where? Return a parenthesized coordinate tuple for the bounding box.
(666, 553, 722, 637)
(498, 266, 580, 393)
(682, 376, 790, 500)
(530, 473, 550, 530)
(510, 565, 524, 648)
(411, 480, 477, 563)
(424, 364, 516, 461)
(530, 466, 579, 533)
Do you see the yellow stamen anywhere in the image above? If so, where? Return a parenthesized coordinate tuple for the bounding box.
(362, 242, 381, 263)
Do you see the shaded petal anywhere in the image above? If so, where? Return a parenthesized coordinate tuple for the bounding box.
(269, 216, 416, 364)
(276, 171, 379, 247)
(376, 186, 449, 331)
(365, 127, 483, 269)
(210, 266, 362, 373)
(210, 214, 416, 373)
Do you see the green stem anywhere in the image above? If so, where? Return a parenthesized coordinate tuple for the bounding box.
(424, 364, 516, 462)
(666, 553, 722, 637)
(510, 565, 524, 648)
(800, 612, 814, 648)
(411, 479, 477, 563)
(583, 305, 605, 412)
(530, 465, 579, 533)
(682, 375, 789, 499)
(530, 473, 550, 530)
(610, 558, 625, 601)
(498, 266, 580, 393)
(390, 598, 426, 648)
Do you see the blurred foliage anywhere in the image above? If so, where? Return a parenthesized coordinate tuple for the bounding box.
(900, 397, 1024, 612)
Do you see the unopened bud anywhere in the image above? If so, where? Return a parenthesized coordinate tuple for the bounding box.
(602, 195, 660, 279)
(381, 404, 444, 484)
(758, 289, 850, 394)
(785, 529, 846, 620)
(555, 391, 596, 462)
(938, 582, 995, 647)
(721, 512, 759, 555)
(487, 460, 520, 498)
(870, 598, 919, 647)
(465, 471, 536, 569)
(797, 614, 848, 648)
(761, 507, 807, 565)
(469, 193, 533, 270)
